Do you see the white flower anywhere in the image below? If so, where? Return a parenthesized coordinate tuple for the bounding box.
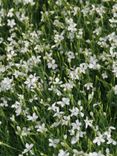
(62, 98, 70, 105)
(7, 19, 16, 28)
(20, 127, 30, 137)
(0, 98, 8, 107)
(113, 85, 117, 95)
(11, 101, 22, 116)
(54, 32, 64, 44)
(61, 81, 74, 91)
(35, 123, 47, 133)
(88, 151, 105, 156)
(102, 72, 108, 79)
(48, 103, 59, 112)
(84, 117, 93, 129)
(93, 27, 102, 36)
(84, 83, 93, 90)
(58, 149, 69, 156)
(56, 0, 62, 6)
(66, 51, 75, 62)
(79, 63, 88, 74)
(72, 119, 82, 131)
(57, 97, 70, 107)
(61, 115, 70, 126)
(73, 149, 84, 156)
(7, 8, 14, 17)
(71, 131, 85, 144)
(47, 59, 58, 70)
(66, 18, 77, 33)
(27, 112, 38, 121)
(22, 143, 34, 154)
(73, 7, 79, 16)
(71, 135, 79, 144)
(104, 128, 117, 145)
(23, 0, 35, 5)
(93, 133, 105, 146)
(76, 29, 83, 39)
(0, 77, 13, 92)
(49, 138, 60, 148)
(70, 107, 79, 117)
(112, 63, 117, 77)
(89, 56, 100, 70)
(53, 78, 62, 85)
(107, 137, 117, 145)
(13, 70, 26, 78)
(69, 68, 79, 80)
(53, 110, 64, 118)
(24, 74, 38, 89)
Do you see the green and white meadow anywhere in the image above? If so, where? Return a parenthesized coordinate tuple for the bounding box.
(0, 0, 117, 155)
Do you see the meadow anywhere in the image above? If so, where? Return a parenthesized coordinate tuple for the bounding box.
(0, 0, 117, 155)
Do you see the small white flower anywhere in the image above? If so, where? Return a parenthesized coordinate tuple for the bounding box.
(7, 8, 14, 17)
(47, 59, 58, 70)
(73, 149, 84, 156)
(49, 138, 60, 148)
(53, 78, 62, 85)
(54, 32, 64, 44)
(88, 151, 105, 156)
(58, 149, 69, 156)
(61, 81, 74, 91)
(23, 0, 35, 5)
(102, 72, 108, 79)
(72, 119, 82, 131)
(71, 131, 85, 144)
(76, 29, 83, 39)
(0, 77, 13, 92)
(113, 85, 117, 95)
(7, 19, 16, 28)
(22, 143, 34, 154)
(66, 18, 77, 33)
(27, 113, 38, 122)
(89, 56, 100, 70)
(11, 101, 22, 116)
(62, 115, 70, 126)
(69, 68, 79, 80)
(24, 74, 38, 89)
(93, 27, 102, 36)
(35, 123, 47, 133)
(79, 63, 88, 74)
(57, 97, 70, 107)
(66, 51, 75, 62)
(70, 107, 79, 117)
(48, 103, 59, 112)
(93, 133, 105, 146)
(84, 117, 93, 129)
(0, 98, 8, 107)
(112, 63, 117, 77)
(84, 83, 93, 90)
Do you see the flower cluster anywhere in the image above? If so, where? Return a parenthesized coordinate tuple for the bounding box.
(0, 0, 117, 155)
